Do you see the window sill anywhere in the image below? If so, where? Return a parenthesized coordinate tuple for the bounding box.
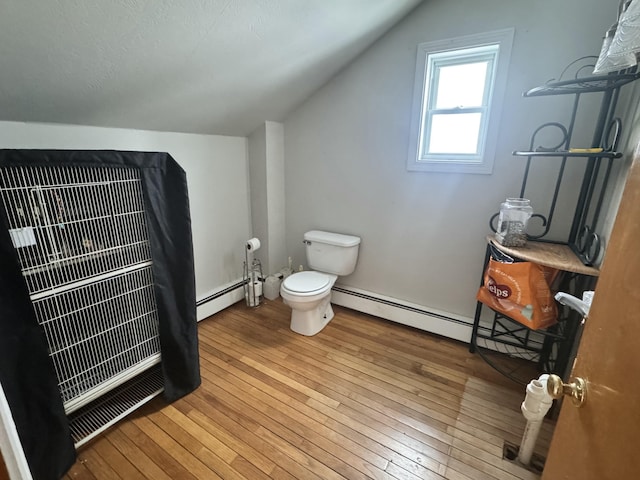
(407, 159, 493, 174)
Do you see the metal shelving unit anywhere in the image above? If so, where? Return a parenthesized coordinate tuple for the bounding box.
(471, 61, 638, 384)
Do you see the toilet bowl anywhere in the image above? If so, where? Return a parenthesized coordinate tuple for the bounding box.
(281, 271, 337, 336)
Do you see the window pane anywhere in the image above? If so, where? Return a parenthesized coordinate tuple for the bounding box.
(435, 62, 488, 109)
(427, 113, 482, 154)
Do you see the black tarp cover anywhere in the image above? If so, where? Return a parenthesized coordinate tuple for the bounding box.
(0, 150, 201, 479)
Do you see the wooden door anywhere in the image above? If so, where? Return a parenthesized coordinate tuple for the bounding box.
(542, 151, 640, 479)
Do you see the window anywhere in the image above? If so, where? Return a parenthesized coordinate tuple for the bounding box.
(407, 29, 514, 174)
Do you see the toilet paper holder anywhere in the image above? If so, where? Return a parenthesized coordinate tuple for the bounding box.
(243, 238, 263, 307)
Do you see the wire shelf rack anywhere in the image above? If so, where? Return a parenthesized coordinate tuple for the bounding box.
(0, 164, 161, 414)
(0, 165, 152, 296)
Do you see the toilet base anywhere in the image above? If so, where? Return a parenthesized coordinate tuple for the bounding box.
(290, 298, 335, 336)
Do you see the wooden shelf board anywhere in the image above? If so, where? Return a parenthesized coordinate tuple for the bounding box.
(486, 236, 600, 277)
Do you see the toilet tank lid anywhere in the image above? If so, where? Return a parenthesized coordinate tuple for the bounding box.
(304, 230, 361, 247)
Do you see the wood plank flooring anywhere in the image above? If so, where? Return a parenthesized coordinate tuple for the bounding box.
(64, 299, 554, 479)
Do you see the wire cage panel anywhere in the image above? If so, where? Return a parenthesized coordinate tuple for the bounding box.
(32, 267, 161, 410)
(0, 165, 152, 295)
(0, 164, 162, 414)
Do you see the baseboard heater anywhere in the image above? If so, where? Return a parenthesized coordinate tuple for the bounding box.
(196, 280, 245, 307)
(332, 285, 472, 326)
(331, 285, 538, 360)
(331, 285, 474, 342)
(196, 280, 246, 321)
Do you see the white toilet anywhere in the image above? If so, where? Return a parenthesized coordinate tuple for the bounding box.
(281, 230, 361, 336)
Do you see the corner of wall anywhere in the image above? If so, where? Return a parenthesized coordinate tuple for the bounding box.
(247, 121, 287, 276)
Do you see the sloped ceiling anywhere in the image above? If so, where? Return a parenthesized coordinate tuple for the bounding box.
(0, 0, 423, 136)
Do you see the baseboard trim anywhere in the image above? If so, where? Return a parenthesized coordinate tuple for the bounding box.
(331, 285, 474, 343)
(196, 279, 245, 321)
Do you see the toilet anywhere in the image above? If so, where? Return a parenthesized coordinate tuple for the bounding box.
(281, 230, 361, 336)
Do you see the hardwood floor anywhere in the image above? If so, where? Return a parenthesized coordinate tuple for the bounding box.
(64, 299, 554, 479)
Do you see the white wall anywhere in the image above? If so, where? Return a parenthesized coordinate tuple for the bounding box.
(0, 121, 250, 300)
(283, 0, 620, 323)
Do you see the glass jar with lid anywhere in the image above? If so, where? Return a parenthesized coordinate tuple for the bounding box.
(495, 198, 533, 247)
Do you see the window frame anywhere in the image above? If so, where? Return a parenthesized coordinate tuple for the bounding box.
(407, 29, 514, 174)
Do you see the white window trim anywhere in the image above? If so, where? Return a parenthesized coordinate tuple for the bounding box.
(422, 47, 496, 161)
(407, 28, 514, 174)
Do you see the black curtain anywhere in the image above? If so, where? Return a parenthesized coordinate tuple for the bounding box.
(0, 150, 200, 479)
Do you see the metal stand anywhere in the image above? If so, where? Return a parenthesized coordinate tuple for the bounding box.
(243, 249, 263, 307)
(472, 60, 638, 384)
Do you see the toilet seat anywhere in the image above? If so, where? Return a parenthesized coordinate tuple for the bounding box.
(282, 271, 331, 296)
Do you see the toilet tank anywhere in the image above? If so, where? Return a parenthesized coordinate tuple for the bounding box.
(304, 230, 361, 276)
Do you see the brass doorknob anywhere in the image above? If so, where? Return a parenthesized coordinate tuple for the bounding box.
(547, 374, 587, 407)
